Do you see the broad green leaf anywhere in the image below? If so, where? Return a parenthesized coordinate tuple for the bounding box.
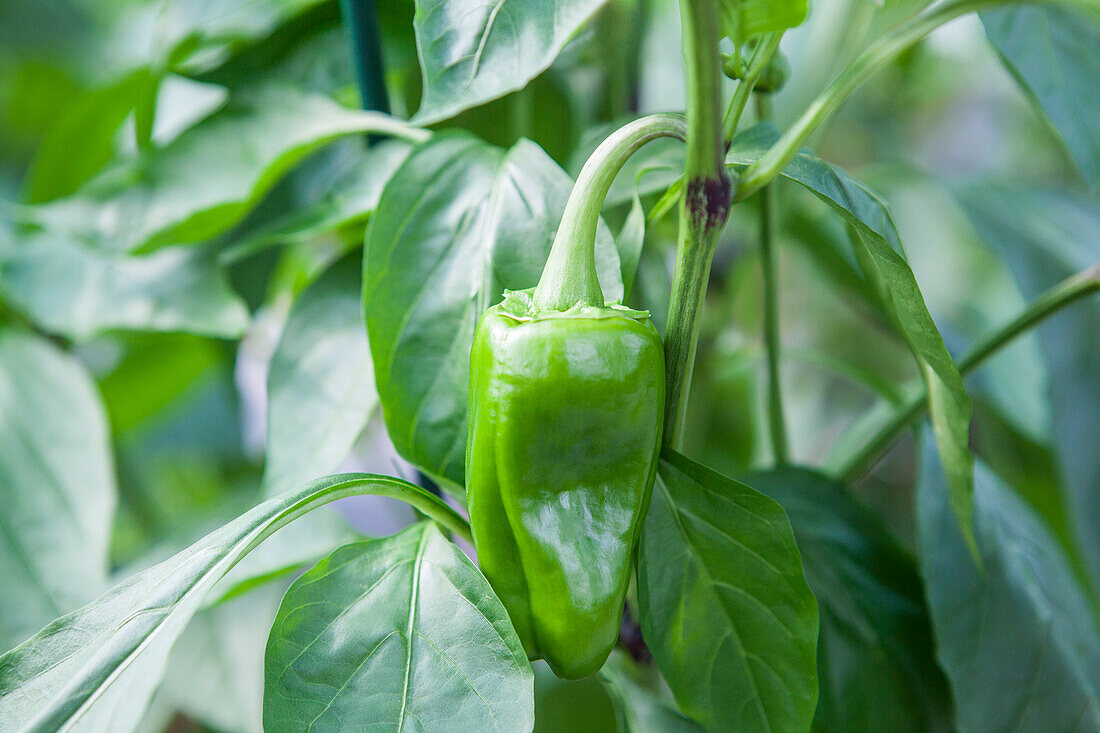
(263, 257, 377, 496)
(223, 139, 413, 263)
(0, 474, 466, 733)
(981, 6, 1100, 188)
(263, 523, 534, 732)
(728, 123, 976, 557)
(600, 653, 703, 733)
(0, 329, 116, 652)
(363, 133, 622, 490)
(412, 0, 610, 124)
(637, 449, 818, 733)
(32, 86, 428, 253)
(0, 233, 248, 341)
(744, 468, 952, 733)
(917, 439, 1100, 731)
(719, 0, 808, 47)
(954, 183, 1100, 595)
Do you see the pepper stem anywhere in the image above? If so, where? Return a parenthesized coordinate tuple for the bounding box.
(533, 114, 687, 311)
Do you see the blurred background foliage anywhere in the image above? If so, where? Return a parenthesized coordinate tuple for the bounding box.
(0, 0, 1096, 730)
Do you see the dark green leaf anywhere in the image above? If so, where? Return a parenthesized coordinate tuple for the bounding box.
(21, 69, 155, 204)
(32, 86, 427, 253)
(954, 183, 1100, 597)
(0, 329, 116, 652)
(638, 449, 818, 733)
(263, 257, 377, 496)
(0, 474, 465, 733)
(363, 133, 621, 490)
(728, 123, 976, 557)
(0, 233, 249, 341)
(917, 437, 1100, 731)
(412, 0, 610, 124)
(263, 523, 534, 732)
(744, 467, 952, 733)
(981, 6, 1100, 188)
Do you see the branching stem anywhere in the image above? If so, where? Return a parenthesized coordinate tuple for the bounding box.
(840, 262, 1100, 482)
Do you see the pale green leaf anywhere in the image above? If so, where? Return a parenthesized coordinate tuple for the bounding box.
(413, 0, 610, 124)
(263, 257, 377, 496)
(0, 474, 465, 733)
(0, 329, 116, 652)
(263, 523, 534, 732)
(0, 233, 248, 341)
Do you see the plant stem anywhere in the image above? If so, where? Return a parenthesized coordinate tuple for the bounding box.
(840, 262, 1100, 482)
(664, 0, 732, 446)
(722, 33, 782, 144)
(534, 114, 687, 311)
(755, 93, 789, 466)
(734, 0, 1028, 201)
(339, 0, 390, 114)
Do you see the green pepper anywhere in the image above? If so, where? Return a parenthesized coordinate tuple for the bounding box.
(466, 289, 663, 678)
(464, 126, 667, 676)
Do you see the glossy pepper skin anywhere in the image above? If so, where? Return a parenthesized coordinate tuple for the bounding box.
(465, 290, 664, 679)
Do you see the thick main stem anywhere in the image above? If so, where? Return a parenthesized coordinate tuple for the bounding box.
(663, 0, 732, 446)
(840, 262, 1100, 482)
(756, 93, 789, 466)
(533, 114, 687, 311)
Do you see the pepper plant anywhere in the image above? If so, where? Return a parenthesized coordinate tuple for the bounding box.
(0, 0, 1098, 731)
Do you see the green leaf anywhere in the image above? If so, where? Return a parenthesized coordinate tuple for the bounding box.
(155, 0, 334, 75)
(98, 334, 223, 434)
(718, 0, 808, 47)
(263, 523, 534, 732)
(21, 69, 155, 204)
(728, 123, 976, 558)
(637, 449, 818, 733)
(262, 256, 377, 496)
(31, 85, 427, 253)
(0, 233, 249, 341)
(363, 133, 622, 490)
(0, 329, 116, 652)
(981, 6, 1100, 188)
(917, 437, 1100, 731)
(0, 473, 467, 733)
(744, 468, 952, 733)
(600, 653, 703, 733)
(954, 183, 1100, 598)
(412, 0, 610, 124)
(222, 139, 413, 263)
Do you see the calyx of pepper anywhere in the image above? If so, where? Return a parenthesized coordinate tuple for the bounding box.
(500, 287, 649, 322)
